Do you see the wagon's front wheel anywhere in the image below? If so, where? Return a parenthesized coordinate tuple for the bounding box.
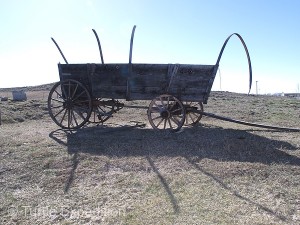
(147, 94, 185, 132)
(48, 79, 92, 129)
(184, 101, 204, 125)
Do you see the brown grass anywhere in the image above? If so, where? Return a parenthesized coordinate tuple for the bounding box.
(0, 88, 299, 224)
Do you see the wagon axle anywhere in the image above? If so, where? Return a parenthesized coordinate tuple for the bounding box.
(184, 105, 198, 114)
(89, 98, 124, 124)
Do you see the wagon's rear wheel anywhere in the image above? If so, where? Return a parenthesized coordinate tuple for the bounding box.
(89, 98, 115, 124)
(48, 79, 92, 129)
(184, 101, 204, 125)
(147, 94, 186, 132)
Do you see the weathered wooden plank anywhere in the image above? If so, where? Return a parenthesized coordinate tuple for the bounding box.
(59, 64, 88, 73)
(129, 92, 206, 102)
(92, 84, 209, 101)
(132, 64, 169, 76)
(91, 64, 128, 86)
(92, 75, 127, 86)
(129, 76, 168, 92)
(130, 72, 212, 85)
(92, 85, 209, 95)
(94, 64, 129, 75)
(132, 64, 215, 75)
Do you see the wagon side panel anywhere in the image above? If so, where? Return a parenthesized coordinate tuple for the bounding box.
(58, 64, 92, 92)
(91, 64, 128, 99)
(203, 65, 219, 102)
(129, 64, 169, 100)
(168, 64, 216, 103)
(129, 64, 217, 103)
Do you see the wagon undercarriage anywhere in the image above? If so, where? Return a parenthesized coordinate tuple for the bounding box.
(48, 78, 204, 131)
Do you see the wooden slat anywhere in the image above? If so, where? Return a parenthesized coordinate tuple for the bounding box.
(92, 85, 209, 101)
(91, 64, 128, 86)
(129, 92, 206, 102)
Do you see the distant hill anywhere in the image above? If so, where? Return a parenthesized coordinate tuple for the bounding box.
(0, 83, 56, 92)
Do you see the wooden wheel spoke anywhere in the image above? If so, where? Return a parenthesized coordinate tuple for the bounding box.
(73, 108, 88, 120)
(67, 109, 72, 128)
(153, 102, 163, 111)
(61, 83, 69, 99)
(156, 118, 164, 127)
(51, 98, 65, 104)
(71, 110, 79, 127)
(60, 109, 68, 124)
(94, 107, 102, 115)
(73, 105, 89, 114)
(152, 115, 162, 121)
(163, 119, 167, 129)
(170, 116, 181, 126)
(54, 90, 64, 100)
(168, 118, 173, 129)
(92, 110, 97, 121)
(185, 114, 189, 124)
(188, 113, 196, 123)
(68, 81, 71, 98)
(53, 107, 66, 118)
(97, 105, 107, 113)
(51, 104, 64, 110)
(166, 96, 170, 108)
(171, 108, 183, 114)
(72, 90, 88, 101)
(71, 83, 79, 99)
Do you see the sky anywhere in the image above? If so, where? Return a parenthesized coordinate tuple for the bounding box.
(0, 0, 299, 94)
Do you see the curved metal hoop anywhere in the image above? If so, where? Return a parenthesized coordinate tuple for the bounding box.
(129, 25, 136, 65)
(92, 29, 104, 64)
(51, 37, 68, 64)
(127, 25, 137, 100)
(216, 33, 252, 94)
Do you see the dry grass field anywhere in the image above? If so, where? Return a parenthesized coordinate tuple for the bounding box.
(0, 85, 300, 224)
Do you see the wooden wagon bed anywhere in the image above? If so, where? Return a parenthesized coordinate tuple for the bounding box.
(58, 63, 217, 103)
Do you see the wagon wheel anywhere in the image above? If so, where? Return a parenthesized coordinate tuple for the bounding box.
(184, 101, 204, 125)
(48, 79, 92, 129)
(89, 98, 115, 124)
(147, 94, 186, 132)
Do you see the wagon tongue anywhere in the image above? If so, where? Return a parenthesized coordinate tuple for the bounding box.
(201, 111, 300, 132)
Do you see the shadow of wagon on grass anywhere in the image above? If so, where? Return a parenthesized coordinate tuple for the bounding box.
(55, 124, 300, 166)
(49, 125, 299, 221)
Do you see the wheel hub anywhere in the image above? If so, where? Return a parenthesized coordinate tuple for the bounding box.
(160, 110, 170, 119)
(65, 99, 73, 109)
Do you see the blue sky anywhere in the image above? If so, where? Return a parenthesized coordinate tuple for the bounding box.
(0, 0, 299, 94)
